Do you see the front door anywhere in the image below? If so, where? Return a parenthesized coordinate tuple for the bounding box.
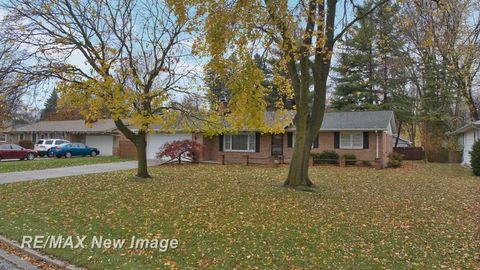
(271, 134, 283, 156)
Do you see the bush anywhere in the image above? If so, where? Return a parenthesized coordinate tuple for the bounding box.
(311, 151, 339, 164)
(387, 152, 404, 168)
(469, 140, 480, 176)
(343, 153, 357, 165)
(18, 140, 34, 149)
(156, 140, 204, 163)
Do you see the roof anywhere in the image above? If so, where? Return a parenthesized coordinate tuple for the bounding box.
(13, 119, 118, 134)
(285, 110, 395, 132)
(7, 110, 396, 134)
(320, 111, 395, 131)
(451, 120, 480, 134)
(393, 135, 412, 145)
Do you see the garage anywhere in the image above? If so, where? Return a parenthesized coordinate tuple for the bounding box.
(85, 135, 114, 156)
(147, 133, 192, 160)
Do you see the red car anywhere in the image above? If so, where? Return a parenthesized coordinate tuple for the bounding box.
(0, 144, 38, 161)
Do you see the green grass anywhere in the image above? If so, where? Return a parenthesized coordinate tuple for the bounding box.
(0, 163, 479, 269)
(0, 156, 133, 173)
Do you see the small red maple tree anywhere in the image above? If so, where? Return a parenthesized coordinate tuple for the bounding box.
(156, 140, 204, 163)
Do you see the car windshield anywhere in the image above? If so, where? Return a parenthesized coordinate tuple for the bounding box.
(60, 143, 70, 147)
(36, 140, 44, 144)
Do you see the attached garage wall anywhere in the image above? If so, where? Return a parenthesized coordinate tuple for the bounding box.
(86, 135, 114, 156)
(147, 133, 192, 160)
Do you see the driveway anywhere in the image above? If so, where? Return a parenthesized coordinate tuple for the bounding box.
(0, 160, 159, 184)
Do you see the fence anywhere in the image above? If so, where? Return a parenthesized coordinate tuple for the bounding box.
(393, 147, 425, 160)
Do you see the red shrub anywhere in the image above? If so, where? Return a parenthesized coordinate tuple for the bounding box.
(156, 140, 204, 163)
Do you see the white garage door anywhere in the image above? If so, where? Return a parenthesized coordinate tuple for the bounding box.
(85, 135, 114, 156)
(147, 133, 192, 160)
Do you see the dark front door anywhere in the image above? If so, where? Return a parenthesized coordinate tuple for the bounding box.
(271, 134, 283, 156)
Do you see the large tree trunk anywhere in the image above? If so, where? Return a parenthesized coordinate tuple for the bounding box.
(285, 120, 314, 187)
(135, 131, 150, 178)
(113, 119, 151, 178)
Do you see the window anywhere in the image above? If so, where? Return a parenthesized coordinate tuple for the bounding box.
(45, 140, 54, 145)
(224, 133, 256, 152)
(11, 144, 22, 150)
(340, 132, 363, 149)
(290, 133, 318, 148)
(19, 133, 24, 140)
(0, 134, 6, 143)
(0, 144, 11, 150)
(36, 140, 44, 145)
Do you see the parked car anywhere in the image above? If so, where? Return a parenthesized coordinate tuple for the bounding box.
(34, 139, 70, 157)
(50, 143, 100, 158)
(0, 144, 38, 161)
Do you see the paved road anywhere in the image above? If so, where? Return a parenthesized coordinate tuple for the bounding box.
(0, 160, 159, 184)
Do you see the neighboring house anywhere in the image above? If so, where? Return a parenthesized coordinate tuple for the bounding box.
(0, 129, 9, 144)
(451, 121, 480, 166)
(194, 110, 396, 168)
(392, 136, 413, 148)
(3, 110, 396, 167)
(5, 119, 193, 158)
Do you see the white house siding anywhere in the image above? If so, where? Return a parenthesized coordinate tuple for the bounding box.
(146, 133, 192, 160)
(462, 130, 476, 165)
(86, 135, 114, 156)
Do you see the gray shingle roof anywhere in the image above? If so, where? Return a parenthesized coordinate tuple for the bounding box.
(319, 110, 395, 131)
(13, 119, 118, 133)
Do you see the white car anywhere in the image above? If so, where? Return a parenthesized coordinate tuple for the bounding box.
(34, 139, 70, 157)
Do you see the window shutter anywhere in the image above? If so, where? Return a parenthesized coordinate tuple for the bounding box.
(334, 132, 340, 149)
(363, 132, 369, 149)
(313, 134, 319, 148)
(255, 132, 260, 152)
(219, 135, 224, 152)
(287, 132, 293, 148)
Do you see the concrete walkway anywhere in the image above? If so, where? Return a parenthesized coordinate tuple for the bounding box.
(0, 161, 159, 184)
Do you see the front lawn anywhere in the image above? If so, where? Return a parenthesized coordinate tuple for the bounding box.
(0, 163, 478, 269)
(0, 156, 132, 173)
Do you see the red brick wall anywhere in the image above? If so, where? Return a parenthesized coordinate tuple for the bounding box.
(118, 133, 137, 159)
(197, 131, 393, 167)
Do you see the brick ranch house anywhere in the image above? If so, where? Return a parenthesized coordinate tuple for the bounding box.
(1, 110, 396, 167)
(195, 110, 396, 167)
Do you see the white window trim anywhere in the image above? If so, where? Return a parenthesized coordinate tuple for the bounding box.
(0, 134, 6, 143)
(291, 133, 317, 148)
(224, 133, 256, 152)
(340, 131, 363, 149)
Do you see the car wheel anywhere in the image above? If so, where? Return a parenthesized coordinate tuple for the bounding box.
(65, 152, 72, 158)
(90, 151, 97, 157)
(27, 153, 35, 160)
